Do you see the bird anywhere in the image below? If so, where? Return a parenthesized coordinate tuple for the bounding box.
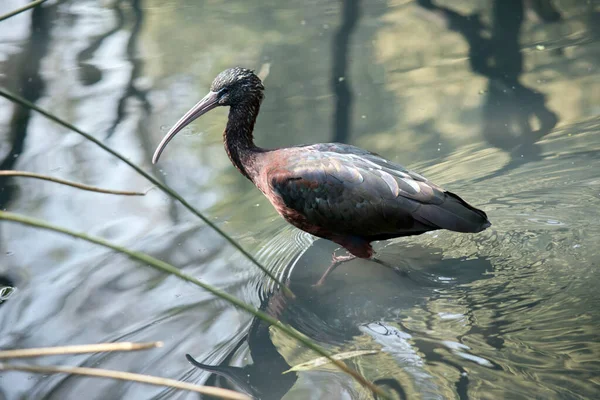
(152, 67, 491, 286)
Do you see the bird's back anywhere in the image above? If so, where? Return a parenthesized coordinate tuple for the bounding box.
(258, 143, 490, 242)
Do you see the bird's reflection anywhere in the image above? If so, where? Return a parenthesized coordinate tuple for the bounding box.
(188, 239, 492, 399)
(186, 284, 297, 399)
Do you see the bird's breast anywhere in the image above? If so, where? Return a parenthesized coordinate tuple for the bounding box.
(254, 171, 328, 237)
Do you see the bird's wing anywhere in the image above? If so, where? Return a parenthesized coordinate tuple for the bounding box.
(294, 142, 439, 188)
(267, 147, 448, 237)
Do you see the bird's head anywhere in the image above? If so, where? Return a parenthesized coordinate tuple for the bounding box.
(211, 67, 264, 106)
(152, 67, 264, 164)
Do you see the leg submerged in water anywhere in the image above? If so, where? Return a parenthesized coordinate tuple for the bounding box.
(313, 237, 373, 286)
(313, 254, 406, 286)
(313, 251, 356, 287)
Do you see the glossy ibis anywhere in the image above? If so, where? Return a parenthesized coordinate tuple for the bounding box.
(152, 67, 491, 285)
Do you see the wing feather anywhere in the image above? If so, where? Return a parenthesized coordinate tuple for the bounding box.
(268, 146, 450, 237)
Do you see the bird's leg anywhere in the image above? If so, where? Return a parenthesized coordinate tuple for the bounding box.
(313, 250, 356, 287)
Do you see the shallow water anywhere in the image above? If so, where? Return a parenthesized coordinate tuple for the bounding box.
(0, 0, 599, 399)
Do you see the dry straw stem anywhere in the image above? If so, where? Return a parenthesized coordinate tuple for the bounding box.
(0, 341, 163, 359)
(0, 88, 293, 298)
(0, 0, 47, 22)
(0, 170, 145, 196)
(0, 362, 251, 400)
(283, 349, 379, 374)
(0, 211, 389, 399)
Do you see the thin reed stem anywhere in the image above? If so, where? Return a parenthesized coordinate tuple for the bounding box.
(0, 362, 250, 400)
(0, 0, 46, 22)
(0, 342, 162, 359)
(0, 171, 145, 196)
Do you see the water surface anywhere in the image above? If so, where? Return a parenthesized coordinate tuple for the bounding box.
(0, 0, 599, 399)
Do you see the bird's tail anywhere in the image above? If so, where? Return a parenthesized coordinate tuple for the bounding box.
(417, 191, 491, 233)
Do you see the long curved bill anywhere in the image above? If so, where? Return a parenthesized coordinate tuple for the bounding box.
(152, 91, 221, 164)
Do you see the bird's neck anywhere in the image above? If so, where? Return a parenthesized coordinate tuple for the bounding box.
(223, 101, 262, 181)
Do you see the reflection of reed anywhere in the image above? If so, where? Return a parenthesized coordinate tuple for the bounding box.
(0, 4, 54, 209)
(417, 0, 560, 181)
(331, 0, 360, 143)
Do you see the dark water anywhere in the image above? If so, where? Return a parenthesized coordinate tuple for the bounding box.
(1, 0, 599, 399)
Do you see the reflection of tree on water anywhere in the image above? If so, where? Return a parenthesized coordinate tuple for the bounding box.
(0, 4, 54, 209)
(331, 0, 360, 143)
(76, 0, 125, 86)
(417, 0, 560, 181)
(223, 0, 398, 193)
(0, 0, 55, 337)
(75, 0, 151, 139)
(75, 0, 178, 221)
(105, 0, 151, 139)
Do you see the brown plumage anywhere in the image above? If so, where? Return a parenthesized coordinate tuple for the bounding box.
(153, 67, 491, 285)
